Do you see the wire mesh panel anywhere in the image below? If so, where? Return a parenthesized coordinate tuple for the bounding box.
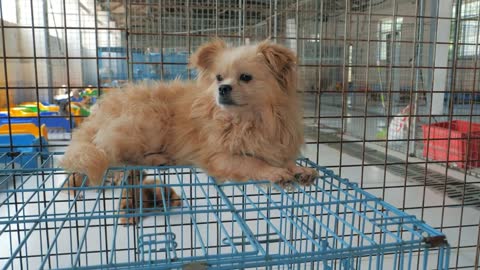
(0, 0, 478, 269)
(0, 154, 449, 269)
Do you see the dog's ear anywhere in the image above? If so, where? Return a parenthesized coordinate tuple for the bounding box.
(189, 39, 226, 72)
(257, 40, 297, 94)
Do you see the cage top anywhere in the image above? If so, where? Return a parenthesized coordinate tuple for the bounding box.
(0, 153, 449, 269)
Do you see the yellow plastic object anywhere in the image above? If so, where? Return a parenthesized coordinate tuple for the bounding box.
(6, 108, 39, 117)
(70, 103, 88, 126)
(19, 102, 60, 113)
(0, 107, 44, 117)
(0, 123, 48, 140)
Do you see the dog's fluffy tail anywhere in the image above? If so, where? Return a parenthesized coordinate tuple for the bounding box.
(60, 141, 109, 187)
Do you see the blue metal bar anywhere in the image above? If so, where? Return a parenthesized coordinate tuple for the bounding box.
(287, 183, 385, 245)
(174, 169, 208, 257)
(37, 183, 88, 269)
(255, 186, 346, 250)
(2, 172, 84, 268)
(233, 184, 302, 253)
(72, 175, 110, 267)
(0, 172, 63, 234)
(213, 178, 263, 256)
(108, 169, 130, 264)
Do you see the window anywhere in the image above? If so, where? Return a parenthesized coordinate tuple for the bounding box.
(377, 18, 403, 61)
(457, 1, 480, 57)
(286, 18, 297, 53)
(1, 1, 17, 24)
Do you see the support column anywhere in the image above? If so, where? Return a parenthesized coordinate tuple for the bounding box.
(431, 0, 453, 115)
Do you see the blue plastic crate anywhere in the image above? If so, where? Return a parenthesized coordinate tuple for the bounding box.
(0, 117, 72, 133)
(0, 135, 49, 169)
(0, 153, 450, 269)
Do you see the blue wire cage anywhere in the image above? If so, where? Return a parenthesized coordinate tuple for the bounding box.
(0, 153, 450, 269)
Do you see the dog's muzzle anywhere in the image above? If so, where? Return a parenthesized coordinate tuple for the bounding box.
(218, 84, 232, 97)
(218, 84, 235, 105)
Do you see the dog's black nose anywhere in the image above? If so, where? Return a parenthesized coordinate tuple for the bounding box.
(218, 85, 232, 96)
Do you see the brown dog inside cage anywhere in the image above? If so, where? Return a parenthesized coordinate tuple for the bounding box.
(113, 170, 182, 225)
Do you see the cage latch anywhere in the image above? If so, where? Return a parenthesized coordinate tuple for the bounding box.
(7, 152, 21, 157)
(424, 235, 447, 247)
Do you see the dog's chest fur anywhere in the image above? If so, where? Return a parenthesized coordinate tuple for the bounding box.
(213, 113, 258, 153)
(208, 108, 300, 166)
(169, 92, 302, 167)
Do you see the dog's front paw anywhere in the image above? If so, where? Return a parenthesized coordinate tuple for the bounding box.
(258, 168, 295, 187)
(289, 166, 318, 186)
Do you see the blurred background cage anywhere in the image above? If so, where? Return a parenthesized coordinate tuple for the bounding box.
(0, 0, 478, 269)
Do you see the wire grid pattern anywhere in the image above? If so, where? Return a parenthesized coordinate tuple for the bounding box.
(0, 153, 449, 269)
(0, 0, 478, 268)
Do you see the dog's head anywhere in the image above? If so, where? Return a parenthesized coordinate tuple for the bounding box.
(190, 39, 297, 110)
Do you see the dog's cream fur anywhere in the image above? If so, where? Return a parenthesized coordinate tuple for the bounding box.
(61, 39, 317, 187)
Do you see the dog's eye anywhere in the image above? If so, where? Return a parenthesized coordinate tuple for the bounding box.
(216, 74, 223, 82)
(239, 74, 252, 82)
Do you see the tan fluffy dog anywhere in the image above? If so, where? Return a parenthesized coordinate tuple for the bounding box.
(61, 39, 317, 187)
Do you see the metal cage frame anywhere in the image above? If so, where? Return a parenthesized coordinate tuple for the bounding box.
(0, 154, 450, 269)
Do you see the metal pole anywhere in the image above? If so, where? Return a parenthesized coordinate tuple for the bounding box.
(273, 0, 277, 42)
(409, 0, 426, 156)
(43, 0, 53, 104)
